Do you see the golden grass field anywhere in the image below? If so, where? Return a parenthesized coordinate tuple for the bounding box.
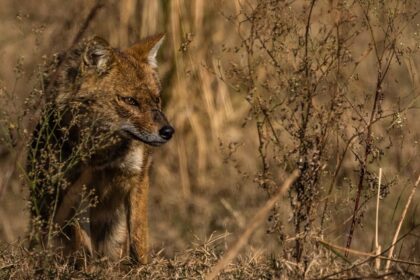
(0, 0, 419, 279)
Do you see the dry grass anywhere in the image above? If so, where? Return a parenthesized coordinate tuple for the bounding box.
(0, 0, 419, 279)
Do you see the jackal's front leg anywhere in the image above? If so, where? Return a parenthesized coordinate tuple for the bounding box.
(128, 175, 149, 264)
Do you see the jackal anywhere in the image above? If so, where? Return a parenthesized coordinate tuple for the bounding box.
(27, 34, 173, 264)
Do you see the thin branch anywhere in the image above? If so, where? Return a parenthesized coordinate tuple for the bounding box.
(345, 2, 396, 252)
(316, 238, 420, 266)
(316, 224, 420, 280)
(206, 171, 300, 280)
(385, 175, 420, 272)
(0, 0, 105, 201)
(71, 0, 104, 47)
(374, 168, 382, 270)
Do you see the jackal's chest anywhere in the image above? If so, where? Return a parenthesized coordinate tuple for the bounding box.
(113, 143, 147, 174)
(91, 143, 147, 202)
(94, 141, 147, 175)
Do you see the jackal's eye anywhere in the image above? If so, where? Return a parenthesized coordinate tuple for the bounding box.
(119, 96, 139, 107)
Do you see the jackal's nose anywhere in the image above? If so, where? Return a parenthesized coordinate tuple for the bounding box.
(159, 125, 174, 140)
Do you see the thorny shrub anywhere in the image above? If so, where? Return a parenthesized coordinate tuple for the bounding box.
(219, 0, 420, 269)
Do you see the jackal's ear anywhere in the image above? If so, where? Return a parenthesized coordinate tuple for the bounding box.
(126, 33, 165, 68)
(83, 37, 113, 74)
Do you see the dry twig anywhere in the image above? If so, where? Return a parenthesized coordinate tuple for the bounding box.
(374, 168, 382, 270)
(206, 170, 300, 280)
(384, 175, 420, 272)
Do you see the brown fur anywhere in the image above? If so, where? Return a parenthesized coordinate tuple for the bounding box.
(27, 34, 173, 264)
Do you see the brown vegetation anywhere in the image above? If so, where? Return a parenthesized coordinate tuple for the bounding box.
(0, 0, 419, 279)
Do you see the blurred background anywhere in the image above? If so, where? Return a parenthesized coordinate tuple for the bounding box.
(0, 0, 419, 266)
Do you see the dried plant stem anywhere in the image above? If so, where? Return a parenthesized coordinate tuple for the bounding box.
(293, 0, 317, 262)
(384, 175, 420, 273)
(32, 0, 105, 111)
(316, 224, 420, 280)
(1, 1, 106, 203)
(71, 0, 104, 47)
(316, 238, 420, 266)
(346, 2, 398, 253)
(0, 264, 15, 271)
(206, 170, 300, 280)
(374, 168, 382, 270)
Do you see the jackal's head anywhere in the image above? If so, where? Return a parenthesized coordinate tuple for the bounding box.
(74, 34, 174, 146)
